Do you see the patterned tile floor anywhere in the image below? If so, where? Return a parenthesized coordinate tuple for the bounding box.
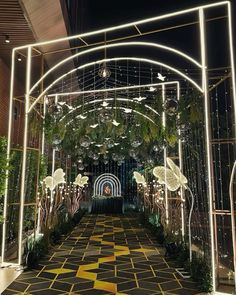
(3, 214, 202, 295)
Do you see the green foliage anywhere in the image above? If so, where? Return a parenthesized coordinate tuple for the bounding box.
(0, 136, 9, 223)
(190, 252, 212, 292)
(25, 236, 48, 269)
(50, 209, 86, 245)
(0, 136, 8, 195)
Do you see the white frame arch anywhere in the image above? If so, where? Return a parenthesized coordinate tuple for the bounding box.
(2, 3, 236, 293)
(93, 173, 121, 197)
(30, 56, 202, 112)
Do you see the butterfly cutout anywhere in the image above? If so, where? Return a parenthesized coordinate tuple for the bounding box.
(157, 73, 166, 81)
(153, 157, 187, 191)
(112, 119, 120, 126)
(44, 168, 66, 191)
(90, 124, 99, 129)
(123, 108, 132, 113)
(133, 96, 147, 102)
(101, 101, 109, 107)
(133, 171, 146, 186)
(74, 174, 89, 187)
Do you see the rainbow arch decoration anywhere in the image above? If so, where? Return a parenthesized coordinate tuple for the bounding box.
(93, 173, 121, 197)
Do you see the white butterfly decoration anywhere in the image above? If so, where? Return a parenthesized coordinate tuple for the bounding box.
(74, 174, 89, 187)
(101, 101, 109, 107)
(90, 124, 99, 129)
(157, 73, 166, 81)
(133, 96, 147, 102)
(112, 119, 120, 126)
(78, 114, 87, 120)
(44, 168, 66, 191)
(133, 171, 146, 186)
(153, 157, 187, 191)
(123, 108, 132, 113)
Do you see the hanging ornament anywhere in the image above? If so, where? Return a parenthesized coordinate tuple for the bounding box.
(152, 145, 160, 153)
(77, 158, 83, 163)
(131, 136, 143, 148)
(99, 108, 113, 123)
(103, 159, 109, 165)
(92, 153, 99, 160)
(112, 153, 118, 161)
(49, 104, 63, 119)
(129, 149, 137, 158)
(98, 65, 111, 78)
(52, 134, 62, 145)
(93, 160, 99, 166)
(163, 99, 178, 116)
(80, 135, 91, 148)
(78, 163, 85, 171)
(146, 158, 154, 165)
(76, 148, 84, 156)
(106, 139, 114, 149)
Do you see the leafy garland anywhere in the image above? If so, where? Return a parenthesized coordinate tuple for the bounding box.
(0, 136, 9, 223)
(43, 90, 203, 165)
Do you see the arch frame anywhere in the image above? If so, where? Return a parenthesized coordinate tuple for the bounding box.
(2, 4, 236, 294)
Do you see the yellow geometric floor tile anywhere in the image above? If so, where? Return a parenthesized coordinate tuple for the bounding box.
(45, 268, 75, 274)
(94, 280, 117, 293)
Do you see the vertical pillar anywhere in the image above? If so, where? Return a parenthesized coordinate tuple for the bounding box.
(177, 82, 185, 238)
(199, 8, 216, 292)
(18, 46, 32, 265)
(1, 50, 16, 264)
(227, 2, 236, 290)
(162, 84, 169, 225)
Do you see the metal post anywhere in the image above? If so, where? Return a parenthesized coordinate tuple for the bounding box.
(162, 84, 169, 225)
(1, 50, 16, 264)
(199, 8, 216, 292)
(18, 46, 32, 265)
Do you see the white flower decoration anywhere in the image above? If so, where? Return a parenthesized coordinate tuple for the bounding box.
(43, 168, 66, 191)
(153, 157, 187, 191)
(133, 171, 146, 186)
(74, 174, 89, 187)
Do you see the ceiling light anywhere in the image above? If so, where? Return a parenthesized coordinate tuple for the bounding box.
(17, 54, 22, 62)
(5, 35, 10, 43)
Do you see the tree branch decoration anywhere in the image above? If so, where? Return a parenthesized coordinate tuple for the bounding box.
(153, 157, 194, 262)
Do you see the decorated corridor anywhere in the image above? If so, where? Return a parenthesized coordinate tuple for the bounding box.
(3, 215, 201, 295)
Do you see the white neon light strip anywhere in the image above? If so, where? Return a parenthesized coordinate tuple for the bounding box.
(29, 57, 202, 113)
(227, 2, 236, 290)
(41, 96, 46, 155)
(229, 161, 236, 292)
(177, 83, 185, 238)
(227, 2, 236, 140)
(13, 1, 229, 49)
(162, 84, 169, 225)
(29, 41, 201, 96)
(1, 50, 16, 263)
(199, 8, 216, 292)
(48, 81, 179, 97)
(18, 47, 32, 265)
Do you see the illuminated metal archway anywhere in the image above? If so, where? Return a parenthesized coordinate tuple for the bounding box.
(2, 3, 236, 294)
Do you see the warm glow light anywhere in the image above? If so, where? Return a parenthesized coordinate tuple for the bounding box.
(30, 56, 202, 113)
(18, 47, 32, 265)
(199, 8, 216, 292)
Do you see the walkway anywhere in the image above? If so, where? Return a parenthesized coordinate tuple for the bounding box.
(3, 215, 201, 295)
